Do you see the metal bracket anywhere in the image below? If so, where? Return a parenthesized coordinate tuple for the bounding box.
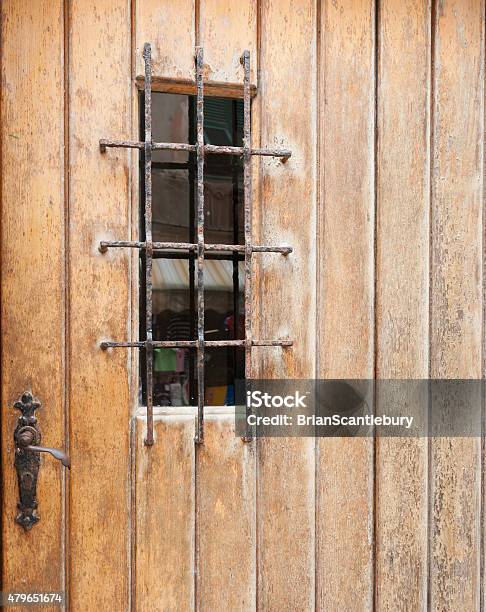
(13, 391, 70, 530)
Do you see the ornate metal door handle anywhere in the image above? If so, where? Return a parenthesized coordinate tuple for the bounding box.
(13, 392, 70, 530)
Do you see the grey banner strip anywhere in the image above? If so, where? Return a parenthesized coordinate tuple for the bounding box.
(234, 380, 485, 437)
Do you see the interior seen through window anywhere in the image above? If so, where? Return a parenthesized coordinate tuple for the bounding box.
(140, 92, 246, 407)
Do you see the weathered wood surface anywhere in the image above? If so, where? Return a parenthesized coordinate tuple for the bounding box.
(1, 2, 66, 610)
(316, 1, 375, 610)
(198, 0, 257, 84)
(135, 412, 195, 611)
(257, 0, 317, 610)
(133, 5, 196, 610)
(375, 0, 431, 609)
(135, 0, 195, 79)
(68, 0, 132, 608)
(196, 413, 256, 612)
(195, 6, 257, 611)
(1, 2, 486, 611)
(429, 0, 484, 609)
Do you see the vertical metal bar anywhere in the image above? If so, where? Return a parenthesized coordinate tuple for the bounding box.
(195, 47, 205, 444)
(188, 97, 196, 406)
(241, 50, 252, 442)
(231, 100, 240, 397)
(143, 43, 154, 446)
(138, 92, 148, 410)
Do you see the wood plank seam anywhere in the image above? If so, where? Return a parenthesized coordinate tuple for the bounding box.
(62, 0, 70, 608)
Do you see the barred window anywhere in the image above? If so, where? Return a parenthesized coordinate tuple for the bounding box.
(140, 93, 245, 409)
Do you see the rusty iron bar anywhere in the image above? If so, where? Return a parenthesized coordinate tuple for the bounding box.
(99, 140, 145, 151)
(143, 43, 154, 446)
(100, 138, 291, 159)
(195, 46, 205, 444)
(101, 339, 293, 350)
(241, 50, 253, 442)
(205, 144, 291, 158)
(99, 239, 292, 255)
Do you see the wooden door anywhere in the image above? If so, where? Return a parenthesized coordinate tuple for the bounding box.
(1, 1, 485, 611)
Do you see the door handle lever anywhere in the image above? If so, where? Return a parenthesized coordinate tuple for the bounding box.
(23, 445, 71, 468)
(13, 391, 70, 530)
(15, 424, 71, 468)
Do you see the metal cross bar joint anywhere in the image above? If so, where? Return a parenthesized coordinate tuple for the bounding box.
(98, 43, 293, 445)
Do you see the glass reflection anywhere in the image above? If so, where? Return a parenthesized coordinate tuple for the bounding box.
(141, 92, 245, 406)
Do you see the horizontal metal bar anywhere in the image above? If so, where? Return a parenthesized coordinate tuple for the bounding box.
(99, 139, 291, 159)
(153, 142, 195, 152)
(205, 144, 291, 159)
(100, 140, 193, 152)
(249, 339, 293, 347)
(101, 341, 193, 348)
(99, 240, 292, 255)
(99, 139, 144, 151)
(100, 339, 293, 350)
(208, 244, 292, 254)
(99, 240, 186, 251)
(153, 251, 245, 262)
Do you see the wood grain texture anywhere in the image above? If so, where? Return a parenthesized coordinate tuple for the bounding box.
(316, 1, 375, 609)
(375, 0, 430, 609)
(3, 5, 486, 612)
(136, 76, 257, 98)
(194, 5, 256, 610)
(257, 0, 317, 609)
(1, 1, 66, 608)
(67, 0, 131, 608)
(135, 413, 195, 611)
(198, 0, 257, 83)
(135, 0, 195, 79)
(430, 0, 484, 609)
(132, 4, 197, 611)
(196, 415, 256, 611)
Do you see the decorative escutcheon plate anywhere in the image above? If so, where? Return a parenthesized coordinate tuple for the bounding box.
(13, 392, 42, 530)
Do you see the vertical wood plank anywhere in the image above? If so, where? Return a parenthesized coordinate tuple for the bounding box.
(68, 0, 131, 608)
(136, 413, 195, 611)
(430, 0, 484, 609)
(194, 5, 257, 610)
(1, 0, 66, 606)
(133, 5, 197, 611)
(257, 1, 317, 609)
(135, 0, 195, 78)
(316, 1, 375, 609)
(198, 0, 257, 83)
(196, 414, 255, 611)
(375, 0, 430, 609)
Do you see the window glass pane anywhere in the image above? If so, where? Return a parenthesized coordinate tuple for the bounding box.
(150, 259, 245, 406)
(152, 258, 192, 406)
(152, 168, 191, 242)
(204, 97, 244, 245)
(151, 93, 189, 163)
(141, 92, 245, 407)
